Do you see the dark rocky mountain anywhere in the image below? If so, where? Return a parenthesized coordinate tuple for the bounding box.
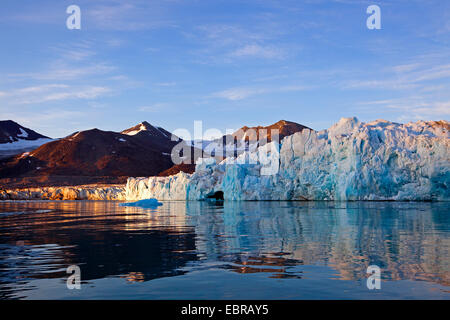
(0, 122, 197, 188)
(158, 163, 196, 177)
(231, 120, 309, 142)
(203, 120, 310, 157)
(0, 120, 50, 144)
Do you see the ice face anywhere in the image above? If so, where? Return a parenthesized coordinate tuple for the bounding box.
(125, 172, 191, 201)
(125, 118, 450, 201)
(278, 118, 449, 201)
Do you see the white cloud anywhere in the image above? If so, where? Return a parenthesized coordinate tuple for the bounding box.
(343, 79, 418, 90)
(357, 97, 450, 121)
(87, 3, 176, 31)
(343, 63, 450, 91)
(154, 82, 177, 87)
(212, 85, 311, 101)
(8, 62, 115, 81)
(230, 44, 285, 59)
(49, 41, 97, 62)
(0, 84, 111, 104)
(0, 109, 84, 135)
(36, 87, 110, 103)
(15, 84, 69, 94)
(213, 87, 268, 101)
(190, 22, 294, 63)
(138, 103, 170, 112)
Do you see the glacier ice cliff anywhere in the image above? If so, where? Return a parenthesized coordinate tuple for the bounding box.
(0, 185, 126, 200)
(125, 118, 450, 201)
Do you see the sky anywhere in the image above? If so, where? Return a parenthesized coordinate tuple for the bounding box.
(0, 0, 449, 139)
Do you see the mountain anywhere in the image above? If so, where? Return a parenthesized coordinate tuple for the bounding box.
(158, 163, 196, 177)
(230, 120, 309, 141)
(122, 121, 203, 176)
(0, 120, 52, 159)
(121, 121, 173, 137)
(201, 120, 310, 157)
(0, 122, 194, 188)
(0, 120, 50, 143)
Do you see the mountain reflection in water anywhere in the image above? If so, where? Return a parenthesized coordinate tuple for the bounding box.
(0, 200, 448, 299)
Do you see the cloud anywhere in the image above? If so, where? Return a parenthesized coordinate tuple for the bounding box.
(86, 2, 176, 31)
(8, 62, 115, 81)
(35, 86, 110, 103)
(14, 84, 69, 94)
(105, 38, 126, 48)
(343, 62, 450, 90)
(189, 22, 295, 63)
(385, 100, 450, 117)
(0, 84, 111, 104)
(409, 64, 450, 82)
(230, 44, 285, 59)
(138, 103, 170, 112)
(212, 85, 311, 101)
(357, 97, 450, 121)
(0, 109, 85, 134)
(49, 41, 97, 62)
(197, 24, 268, 45)
(154, 82, 177, 87)
(213, 87, 267, 101)
(343, 79, 418, 90)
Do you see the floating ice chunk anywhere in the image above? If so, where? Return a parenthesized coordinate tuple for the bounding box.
(119, 198, 163, 208)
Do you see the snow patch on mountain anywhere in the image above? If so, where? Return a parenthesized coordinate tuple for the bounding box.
(17, 128, 29, 138)
(124, 124, 146, 136)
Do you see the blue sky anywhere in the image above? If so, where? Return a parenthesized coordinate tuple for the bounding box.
(0, 0, 449, 139)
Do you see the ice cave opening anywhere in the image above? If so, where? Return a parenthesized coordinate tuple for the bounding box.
(206, 191, 224, 201)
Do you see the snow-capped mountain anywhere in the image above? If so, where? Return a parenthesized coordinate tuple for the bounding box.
(121, 121, 174, 138)
(0, 120, 52, 159)
(0, 120, 50, 144)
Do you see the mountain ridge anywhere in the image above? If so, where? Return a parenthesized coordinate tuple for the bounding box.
(0, 119, 311, 188)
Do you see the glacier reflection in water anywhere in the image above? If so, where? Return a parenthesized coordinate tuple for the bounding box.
(0, 200, 448, 299)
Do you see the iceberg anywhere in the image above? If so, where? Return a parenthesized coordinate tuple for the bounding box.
(119, 198, 163, 208)
(125, 118, 450, 201)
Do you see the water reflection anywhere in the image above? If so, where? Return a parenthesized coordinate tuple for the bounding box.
(0, 200, 448, 299)
(186, 201, 449, 286)
(0, 201, 197, 299)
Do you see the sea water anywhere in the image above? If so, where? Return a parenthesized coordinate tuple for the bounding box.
(0, 200, 448, 299)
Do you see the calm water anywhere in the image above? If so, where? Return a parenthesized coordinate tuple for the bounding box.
(0, 200, 449, 299)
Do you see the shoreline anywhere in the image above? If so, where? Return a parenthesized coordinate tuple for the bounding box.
(0, 186, 448, 202)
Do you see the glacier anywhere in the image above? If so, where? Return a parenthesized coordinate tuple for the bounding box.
(125, 118, 450, 201)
